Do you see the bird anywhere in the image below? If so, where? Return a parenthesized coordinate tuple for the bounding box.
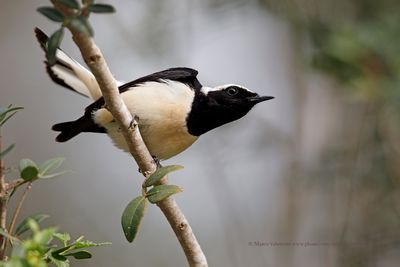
(34, 27, 274, 160)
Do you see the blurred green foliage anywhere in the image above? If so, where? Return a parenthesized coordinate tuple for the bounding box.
(310, 13, 400, 105)
(0, 217, 109, 267)
(0, 105, 109, 266)
(256, 0, 400, 105)
(252, 0, 400, 265)
(122, 165, 184, 243)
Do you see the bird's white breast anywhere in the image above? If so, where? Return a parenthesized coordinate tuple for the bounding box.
(92, 80, 198, 159)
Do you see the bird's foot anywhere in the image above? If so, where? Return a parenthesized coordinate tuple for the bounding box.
(129, 115, 140, 129)
(152, 156, 162, 168)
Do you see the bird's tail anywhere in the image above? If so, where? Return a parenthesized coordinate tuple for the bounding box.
(34, 27, 102, 100)
(52, 121, 81, 142)
(52, 115, 106, 142)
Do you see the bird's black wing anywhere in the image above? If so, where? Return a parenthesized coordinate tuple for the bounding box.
(83, 67, 202, 116)
(119, 67, 202, 92)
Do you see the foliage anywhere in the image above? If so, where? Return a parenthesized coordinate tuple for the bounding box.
(19, 158, 70, 181)
(307, 9, 400, 265)
(310, 13, 400, 105)
(252, 0, 400, 105)
(0, 105, 109, 265)
(0, 105, 23, 129)
(252, 1, 400, 266)
(121, 196, 147, 243)
(0, 217, 109, 267)
(37, 0, 115, 65)
(121, 165, 183, 242)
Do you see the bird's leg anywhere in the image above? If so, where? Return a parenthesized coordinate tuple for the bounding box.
(152, 156, 162, 168)
(129, 115, 140, 129)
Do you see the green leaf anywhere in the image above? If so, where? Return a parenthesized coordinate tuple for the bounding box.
(26, 219, 40, 233)
(0, 112, 18, 127)
(72, 240, 111, 249)
(1, 106, 23, 116)
(75, 235, 84, 242)
(19, 159, 39, 181)
(88, 3, 115, 13)
(143, 165, 184, 187)
(33, 227, 57, 245)
(147, 185, 183, 204)
(2, 257, 29, 267)
(15, 213, 50, 236)
(39, 157, 64, 175)
(121, 196, 147, 242)
(48, 253, 70, 267)
(69, 16, 93, 36)
(37, 7, 65, 22)
(0, 144, 14, 159)
(53, 232, 71, 246)
(58, 0, 80, 9)
(51, 245, 73, 256)
(50, 252, 68, 262)
(38, 157, 66, 178)
(0, 106, 23, 126)
(52, 238, 110, 258)
(47, 28, 64, 66)
(65, 250, 92, 259)
(39, 170, 70, 179)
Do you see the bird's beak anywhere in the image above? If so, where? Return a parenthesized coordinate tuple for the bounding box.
(248, 95, 274, 104)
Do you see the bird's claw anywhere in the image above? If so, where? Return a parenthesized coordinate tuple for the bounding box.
(128, 115, 140, 129)
(152, 156, 162, 168)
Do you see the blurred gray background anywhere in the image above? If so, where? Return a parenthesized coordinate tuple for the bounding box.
(1, 0, 400, 266)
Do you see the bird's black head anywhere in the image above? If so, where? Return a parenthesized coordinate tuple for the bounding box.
(186, 84, 274, 136)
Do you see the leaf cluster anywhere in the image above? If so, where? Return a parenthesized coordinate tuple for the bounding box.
(0, 105, 23, 130)
(1, 105, 70, 197)
(37, 0, 115, 65)
(19, 158, 69, 182)
(0, 215, 109, 267)
(0, 105, 23, 160)
(121, 165, 184, 242)
(0, 106, 109, 265)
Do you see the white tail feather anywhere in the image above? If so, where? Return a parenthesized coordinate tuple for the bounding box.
(36, 27, 123, 100)
(53, 49, 102, 100)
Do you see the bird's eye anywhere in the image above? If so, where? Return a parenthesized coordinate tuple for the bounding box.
(226, 87, 238, 96)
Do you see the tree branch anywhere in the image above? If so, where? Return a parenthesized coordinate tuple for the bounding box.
(52, 4, 208, 267)
(5, 179, 28, 192)
(0, 134, 7, 260)
(5, 182, 32, 252)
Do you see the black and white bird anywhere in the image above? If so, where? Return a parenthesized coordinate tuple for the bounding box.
(35, 28, 274, 160)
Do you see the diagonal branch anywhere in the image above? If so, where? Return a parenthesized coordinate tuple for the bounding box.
(52, 3, 208, 267)
(5, 182, 33, 252)
(0, 134, 7, 260)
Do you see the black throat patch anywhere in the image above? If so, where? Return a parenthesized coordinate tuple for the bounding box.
(186, 87, 258, 136)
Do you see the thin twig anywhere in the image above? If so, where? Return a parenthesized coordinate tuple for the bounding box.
(52, 2, 208, 266)
(0, 133, 7, 260)
(5, 182, 32, 252)
(5, 179, 28, 192)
